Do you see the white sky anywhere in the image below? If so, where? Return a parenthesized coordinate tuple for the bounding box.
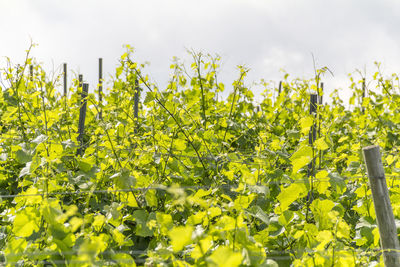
(1, 0, 400, 102)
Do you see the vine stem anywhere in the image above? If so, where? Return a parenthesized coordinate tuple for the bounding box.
(130, 64, 210, 178)
(221, 70, 248, 152)
(88, 97, 143, 209)
(192, 52, 207, 127)
(12, 44, 35, 142)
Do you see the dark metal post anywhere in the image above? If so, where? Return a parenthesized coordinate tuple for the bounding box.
(134, 79, 139, 133)
(77, 83, 89, 156)
(307, 94, 318, 203)
(309, 94, 318, 145)
(319, 82, 323, 105)
(362, 78, 366, 114)
(99, 58, 103, 119)
(278, 81, 282, 95)
(318, 82, 324, 169)
(78, 74, 83, 89)
(29, 65, 33, 81)
(63, 63, 67, 97)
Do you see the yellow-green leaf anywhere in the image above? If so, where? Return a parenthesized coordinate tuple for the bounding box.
(292, 156, 311, 173)
(337, 220, 350, 239)
(111, 253, 136, 267)
(316, 170, 329, 179)
(276, 183, 307, 213)
(208, 246, 242, 267)
(315, 138, 329, 151)
(290, 145, 313, 173)
(13, 211, 40, 237)
(168, 225, 193, 252)
(386, 155, 395, 165)
(316, 230, 333, 250)
(299, 116, 314, 134)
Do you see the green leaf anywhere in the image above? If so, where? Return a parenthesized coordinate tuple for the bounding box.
(19, 162, 31, 178)
(329, 172, 346, 194)
(111, 169, 136, 189)
(112, 228, 126, 246)
(111, 253, 136, 267)
(92, 215, 106, 232)
(208, 246, 243, 267)
(299, 116, 313, 134)
(316, 230, 333, 250)
(278, 210, 294, 226)
(290, 145, 313, 173)
(315, 137, 329, 151)
(208, 207, 222, 219)
(168, 225, 194, 252)
(291, 156, 311, 173)
(248, 184, 270, 196)
(265, 259, 279, 267)
(145, 189, 158, 207)
(5, 238, 27, 263)
(174, 138, 187, 151)
(13, 210, 40, 237)
(337, 220, 350, 239)
(132, 210, 155, 237)
(156, 212, 173, 235)
(78, 158, 93, 172)
(246, 206, 269, 224)
(15, 149, 31, 164)
(276, 183, 308, 213)
(32, 134, 48, 144)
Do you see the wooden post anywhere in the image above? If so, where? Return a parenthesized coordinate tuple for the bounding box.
(363, 145, 400, 267)
(98, 58, 103, 119)
(63, 63, 67, 97)
(77, 83, 89, 156)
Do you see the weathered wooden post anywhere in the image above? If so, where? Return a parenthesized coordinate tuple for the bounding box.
(77, 83, 89, 156)
(363, 145, 400, 267)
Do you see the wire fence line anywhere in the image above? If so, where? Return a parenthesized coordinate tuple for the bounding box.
(2, 134, 400, 173)
(2, 132, 400, 160)
(3, 174, 400, 199)
(0, 247, 392, 264)
(2, 139, 400, 159)
(1, 139, 400, 168)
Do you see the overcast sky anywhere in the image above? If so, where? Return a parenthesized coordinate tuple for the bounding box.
(1, 0, 399, 102)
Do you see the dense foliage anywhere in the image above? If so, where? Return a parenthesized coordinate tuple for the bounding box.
(0, 46, 400, 266)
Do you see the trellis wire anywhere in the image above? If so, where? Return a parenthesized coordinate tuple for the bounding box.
(4, 174, 400, 200)
(0, 247, 393, 264)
